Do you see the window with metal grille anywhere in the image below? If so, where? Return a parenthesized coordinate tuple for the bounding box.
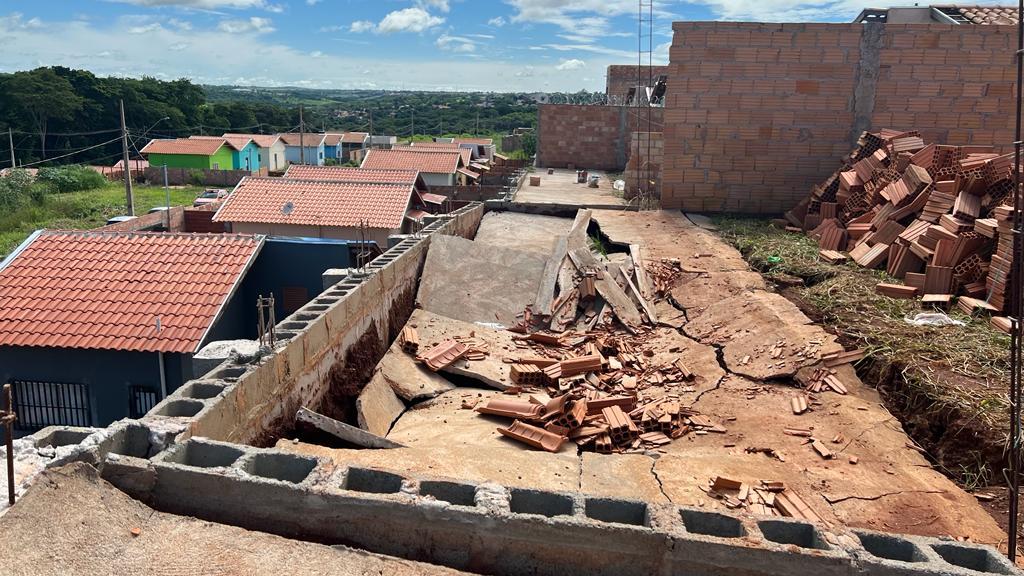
(128, 386, 159, 419)
(10, 380, 91, 431)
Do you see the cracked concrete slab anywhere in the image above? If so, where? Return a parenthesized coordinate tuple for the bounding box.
(653, 299, 686, 329)
(375, 336, 455, 402)
(473, 211, 573, 256)
(579, 452, 669, 504)
(682, 291, 843, 380)
(591, 210, 749, 271)
(407, 309, 522, 390)
(639, 328, 725, 400)
(276, 441, 581, 493)
(417, 234, 546, 327)
(669, 271, 766, 317)
(356, 370, 406, 437)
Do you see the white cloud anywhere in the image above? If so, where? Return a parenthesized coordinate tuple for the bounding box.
(543, 43, 634, 59)
(128, 23, 163, 34)
(349, 20, 375, 33)
(436, 33, 476, 53)
(113, 0, 273, 9)
(310, 50, 324, 57)
(556, 58, 585, 71)
(0, 13, 43, 30)
(417, 0, 450, 13)
(217, 16, 275, 33)
(376, 7, 445, 34)
(487, 16, 506, 27)
(467, 33, 495, 39)
(306, 0, 322, 4)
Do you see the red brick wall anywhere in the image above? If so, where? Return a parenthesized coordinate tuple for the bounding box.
(606, 65, 671, 102)
(538, 104, 664, 171)
(661, 22, 1017, 213)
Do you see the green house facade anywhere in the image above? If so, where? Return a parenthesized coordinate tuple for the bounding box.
(141, 138, 236, 171)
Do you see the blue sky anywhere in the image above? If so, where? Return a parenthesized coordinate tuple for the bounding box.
(0, 1, 993, 91)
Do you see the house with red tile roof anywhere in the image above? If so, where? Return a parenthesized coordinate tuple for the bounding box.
(0, 229, 372, 430)
(283, 165, 429, 194)
(212, 176, 419, 247)
(189, 136, 262, 172)
(0, 231, 264, 428)
(362, 148, 466, 186)
(224, 133, 287, 172)
(278, 133, 326, 166)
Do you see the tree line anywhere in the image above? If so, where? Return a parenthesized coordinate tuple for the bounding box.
(0, 67, 542, 168)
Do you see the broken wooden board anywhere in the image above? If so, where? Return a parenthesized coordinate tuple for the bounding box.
(630, 244, 653, 299)
(535, 235, 569, 316)
(297, 407, 405, 449)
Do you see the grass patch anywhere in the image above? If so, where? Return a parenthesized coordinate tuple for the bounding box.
(0, 183, 204, 256)
(714, 216, 1011, 481)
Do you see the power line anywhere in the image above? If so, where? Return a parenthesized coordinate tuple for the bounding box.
(17, 136, 123, 168)
(5, 127, 122, 137)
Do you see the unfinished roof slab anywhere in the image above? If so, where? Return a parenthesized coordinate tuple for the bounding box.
(356, 370, 407, 437)
(590, 210, 749, 270)
(417, 234, 546, 327)
(405, 309, 523, 390)
(275, 442, 580, 493)
(579, 452, 670, 504)
(683, 291, 842, 380)
(473, 211, 574, 256)
(374, 334, 455, 402)
(669, 271, 767, 316)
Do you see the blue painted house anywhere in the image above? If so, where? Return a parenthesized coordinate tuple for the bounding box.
(279, 133, 325, 166)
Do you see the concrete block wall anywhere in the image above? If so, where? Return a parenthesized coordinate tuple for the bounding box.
(137, 203, 484, 446)
(97, 205, 185, 232)
(661, 21, 1017, 213)
(537, 104, 664, 172)
(97, 436, 1021, 576)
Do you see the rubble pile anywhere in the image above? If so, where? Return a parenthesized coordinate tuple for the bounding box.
(785, 129, 1018, 329)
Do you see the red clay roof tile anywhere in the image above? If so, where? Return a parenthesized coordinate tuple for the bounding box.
(141, 138, 226, 156)
(212, 177, 413, 229)
(0, 231, 262, 354)
(361, 149, 461, 174)
(283, 165, 419, 185)
(223, 133, 280, 149)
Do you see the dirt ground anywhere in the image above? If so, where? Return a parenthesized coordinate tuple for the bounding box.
(0, 463, 471, 576)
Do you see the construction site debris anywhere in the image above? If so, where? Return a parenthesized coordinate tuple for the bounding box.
(296, 407, 405, 449)
(789, 129, 1016, 315)
(399, 326, 419, 355)
(418, 340, 470, 371)
(497, 419, 565, 452)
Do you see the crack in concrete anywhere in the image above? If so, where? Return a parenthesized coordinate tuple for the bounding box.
(823, 489, 946, 505)
(650, 459, 671, 502)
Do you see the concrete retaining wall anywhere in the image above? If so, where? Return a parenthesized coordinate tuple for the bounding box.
(137, 203, 484, 446)
(99, 436, 1019, 576)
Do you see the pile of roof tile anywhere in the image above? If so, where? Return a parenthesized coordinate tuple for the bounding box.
(785, 129, 1018, 327)
(704, 477, 824, 523)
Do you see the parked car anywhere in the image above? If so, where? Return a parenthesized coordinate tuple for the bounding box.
(193, 188, 228, 207)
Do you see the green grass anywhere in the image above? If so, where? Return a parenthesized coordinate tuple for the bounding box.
(713, 216, 1011, 457)
(0, 183, 205, 256)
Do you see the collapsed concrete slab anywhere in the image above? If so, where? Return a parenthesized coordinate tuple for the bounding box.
(473, 211, 573, 256)
(670, 270, 767, 316)
(374, 335, 455, 402)
(641, 328, 725, 399)
(356, 371, 406, 437)
(683, 291, 843, 380)
(417, 234, 546, 327)
(406, 309, 523, 391)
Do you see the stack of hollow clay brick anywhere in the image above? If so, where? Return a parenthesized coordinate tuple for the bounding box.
(786, 129, 1017, 325)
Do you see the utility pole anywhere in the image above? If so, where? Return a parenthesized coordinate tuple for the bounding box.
(368, 110, 373, 139)
(299, 105, 305, 165)
(475, 111, 479, 136)
(7, 128, 14, 169)
(411, 109, 415, 141)
(120, 99, 135, 216)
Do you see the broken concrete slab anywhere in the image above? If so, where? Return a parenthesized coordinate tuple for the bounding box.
(591, 210, 748, 271)
(297, 407, 404, 449)
(654, 299, 686, 329)
(473, 211, 572, 256)
(684, 213, 719, 231)
(641, 328, 725, 399)
(669, 271, 767, 316)
(683, 291, 842, 380)
(417, 234, 546, 327)
(276, 442, 580, 493)
(375, 335, 455, 402)
(407, 309, 522, 391)
(579, 452, 669, 504)
(356, 370, 406, 437)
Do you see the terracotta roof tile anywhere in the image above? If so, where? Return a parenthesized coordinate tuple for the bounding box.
(283, 165, 419, 185)
(455, 137, 494, 146)
(224, 133, 280, 149)
(213, 177, 412, 229)
(954, 6, 1018, 24)
(141, 138, 226, 156)
(361, 149, 461, 174)
(0, 231, 262, 353)
(190, 135, 251, 151)
(341, 132, 370, 144)
(277, 133, 326, 147)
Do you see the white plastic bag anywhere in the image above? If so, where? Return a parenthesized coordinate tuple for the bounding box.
(903, 312, 965, 327)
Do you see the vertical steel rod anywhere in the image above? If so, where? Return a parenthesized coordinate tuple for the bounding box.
(4, 384, 14, 507)
(1008, 0, 1024, 560)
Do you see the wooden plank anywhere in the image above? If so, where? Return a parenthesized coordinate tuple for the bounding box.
(534, 235, 569, 316)
(621, 264, 658, 325)
(629, 244, 652, 299)
(296, 407, 405, 449)
(567, 246, 643, 330)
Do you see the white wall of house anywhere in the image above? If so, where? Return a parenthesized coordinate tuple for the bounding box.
(226, 222, 394, 248)
(264, 141, 288, 172)
(421, 172, 456, 187)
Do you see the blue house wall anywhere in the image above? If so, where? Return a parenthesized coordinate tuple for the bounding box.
(284, 143, 326, 166)
(231, 141, 263, 172)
